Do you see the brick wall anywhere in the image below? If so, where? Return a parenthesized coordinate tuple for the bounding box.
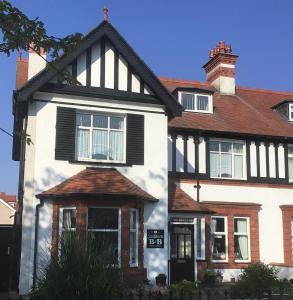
(280, 205, 293, 266)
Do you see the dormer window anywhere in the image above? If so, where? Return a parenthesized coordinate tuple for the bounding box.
(179, 91, 212, 113)
(289, 103, 293, 121)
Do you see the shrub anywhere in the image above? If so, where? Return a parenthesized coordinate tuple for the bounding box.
(169, 280, 197, 298)
(29, 232, 123, 300)
(201, 269, 223, 287)
(230, 263, 278, 299)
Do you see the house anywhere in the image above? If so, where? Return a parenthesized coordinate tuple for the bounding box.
(0, 192, 16, 225)
(12, 10, 293, 295)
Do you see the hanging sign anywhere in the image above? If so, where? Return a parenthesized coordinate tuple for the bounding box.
(147, 229, 164, 248)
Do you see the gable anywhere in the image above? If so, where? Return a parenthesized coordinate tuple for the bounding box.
(15, 21, 182, 117)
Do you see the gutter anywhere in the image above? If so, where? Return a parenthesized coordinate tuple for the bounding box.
(32, 199, 44, 290)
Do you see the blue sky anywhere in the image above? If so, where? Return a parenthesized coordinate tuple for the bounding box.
(1, 0, 293, 194)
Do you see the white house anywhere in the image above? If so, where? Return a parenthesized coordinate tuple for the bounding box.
(12, 13, 293, 295)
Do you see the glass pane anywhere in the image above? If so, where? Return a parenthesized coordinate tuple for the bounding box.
(77, 113, 91, 127)
(130, 232, 137, 264)
(212, 235, 226, 260)
(93, 115, 108, 128)
(197, 219, 202, 258)
(110, 117, 124, 130)
(90, 231, 118, 259)
(288, 147, 293, 155)
(221, 142, 232, 153)
(289, 157, 293, 180)
(174, 227, 192, 234)
(197, 95, 209, 111)
(210, 152, 220, 177)
(88, 208, 118, 230)
(109, 131, 124, 161)
(130, 210, 137, 230)
(92, 129, 108, 160)
(234, 235, 249, 260)
(210, 141, 220, 152)
(77, 129, 90, 158)
(181, 93, 195, 110)
(62, 209, 76, 230)
(234, 155, 243, 178)
(185, 235, 192, 258)
(178, 234, 185, 259)
(233, 143, 243, 153)
(221, 153, 232, 178)
(234, 218, 247, 233)
(212, 218, 225, 233)
(171, 235, 178, 259)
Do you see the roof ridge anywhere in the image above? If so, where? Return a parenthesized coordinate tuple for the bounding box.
(159, 76, 209, 86)
(237, 85, 293, 96)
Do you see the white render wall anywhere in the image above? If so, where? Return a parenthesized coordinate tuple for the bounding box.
(179, 181, 293, 274)
(19, 92, 169, 294)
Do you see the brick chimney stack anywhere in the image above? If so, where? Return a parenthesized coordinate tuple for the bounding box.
(16, 49, 28, 89)
(203, 41, 238, 95)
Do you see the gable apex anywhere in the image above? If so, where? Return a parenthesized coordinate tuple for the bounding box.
(15, 20, 182, 117)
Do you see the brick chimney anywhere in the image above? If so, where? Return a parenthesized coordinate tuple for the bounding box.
(16, 50, 28, 89)
(203, 41, 238, 95)
(28, 46, 46, 80)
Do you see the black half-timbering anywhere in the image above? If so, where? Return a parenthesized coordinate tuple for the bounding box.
(55, 106, 144, 165)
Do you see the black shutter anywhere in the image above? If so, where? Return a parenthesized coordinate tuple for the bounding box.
(126, 114, 144, 165)
(55, 107, 76, 161)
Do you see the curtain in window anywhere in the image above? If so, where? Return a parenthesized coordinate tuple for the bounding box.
(289, 157, 293, 180)
(221, 153, 232, 178)
(92, 129, 108, 160)
(62, 209, 76, 230)
(235, 219, 248, 260)
(197, 95, 209, 111)
(181, 94, 195, 110)
(234, 155, 243, 178)
(77, 129, 90, 158)
(109, 131, 123, 161)
(210, 153, 220, 177)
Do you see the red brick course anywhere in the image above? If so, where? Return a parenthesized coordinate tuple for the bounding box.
(280, 205, 293, 266)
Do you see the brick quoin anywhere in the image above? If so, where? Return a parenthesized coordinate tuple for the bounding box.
(51, 197, 146, 285)
(280, 205, 293, 266)
(197, 202, 261, 280)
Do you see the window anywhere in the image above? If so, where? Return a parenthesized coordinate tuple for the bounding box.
(196, 218, 205, 259)
(211, 217, 228, 262)
(76, 112, 125, 162)
(179, 92, 212, 113)
(59, 208, 76, 234)
(130, 209, 138, 267)
(87, 208, 120, 260)
(288, 146, 293, 182)
(209, 140, 245, 179)
(289, 104, 293, 121)
(234, 217, 250, 262)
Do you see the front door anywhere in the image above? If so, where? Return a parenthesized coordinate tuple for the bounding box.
(170, 224, 194, 284)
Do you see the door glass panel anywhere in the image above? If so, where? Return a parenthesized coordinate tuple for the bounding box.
(185, 235, 192, 258)
(178, 235, 185, 259)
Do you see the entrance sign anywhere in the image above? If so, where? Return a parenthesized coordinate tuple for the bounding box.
(147, 229, 164, 248)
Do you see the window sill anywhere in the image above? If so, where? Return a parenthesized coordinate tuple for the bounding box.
(183, 109, 212, 114)
(235, 260, 251, 263)
(211, 260, 229, 263)
(69, 160, 132, 167)
(210, 177, 247, 181)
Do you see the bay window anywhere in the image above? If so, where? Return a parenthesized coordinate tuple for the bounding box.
(76, 112, 125, 162)
(87, 208, 120, 260)
(211, 216, 228, 262)
(209, 140, 245, 179)
(130, 209, 138, 267)
(234, 217, 250, 262)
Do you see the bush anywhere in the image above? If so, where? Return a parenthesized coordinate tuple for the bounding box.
(230, 263, 278, 299)
(201, 269, 223, 287)
(29, 232, 123, 300)
(169, 280, 197, 298)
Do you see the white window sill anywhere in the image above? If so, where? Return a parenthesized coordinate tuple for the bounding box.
(235, 260, 251, 263)
(76, 158, 126, 164)
(184, 109, 212, 114)
(211, 259, 228, 263)
(210, 176, 246, 181)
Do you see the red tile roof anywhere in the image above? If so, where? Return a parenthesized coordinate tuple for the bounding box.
(0, 192, 16, 203)
(37, 168, 157, 202)
(168, 181, 212, 214)
(160, 77, 293, 138)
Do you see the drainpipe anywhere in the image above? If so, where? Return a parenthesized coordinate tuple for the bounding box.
(32, 199, 44, 289)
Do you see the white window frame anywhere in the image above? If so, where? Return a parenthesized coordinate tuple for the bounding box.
(289, 104, 293, 121)
(196, 217, 206, 260)
(86, 207, 121, 265)
(234, 217, 251, 263)
(129, 209, 139, 267)
(59, 207, 77, 237)
(75, 111, 126, 163)
(211, 216, 228, 263)
(209, 138, 247, 180)
(179, 91, 213, 114)
(288, 145, 293, 182)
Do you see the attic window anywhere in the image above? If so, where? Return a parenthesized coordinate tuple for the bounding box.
(179, 91, 212, 113)
(289, 104, 293, 121)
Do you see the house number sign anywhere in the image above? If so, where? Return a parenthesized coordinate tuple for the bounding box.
(147, 229, 164, 248)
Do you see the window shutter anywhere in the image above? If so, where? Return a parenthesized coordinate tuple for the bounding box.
(126, 114, 144, 165)
(55, 107, 76, 161)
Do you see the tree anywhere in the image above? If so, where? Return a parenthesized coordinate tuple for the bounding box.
(0, 0, 82, 84)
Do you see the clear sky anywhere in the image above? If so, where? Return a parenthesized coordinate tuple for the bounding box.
(1, 0, 293, 194)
